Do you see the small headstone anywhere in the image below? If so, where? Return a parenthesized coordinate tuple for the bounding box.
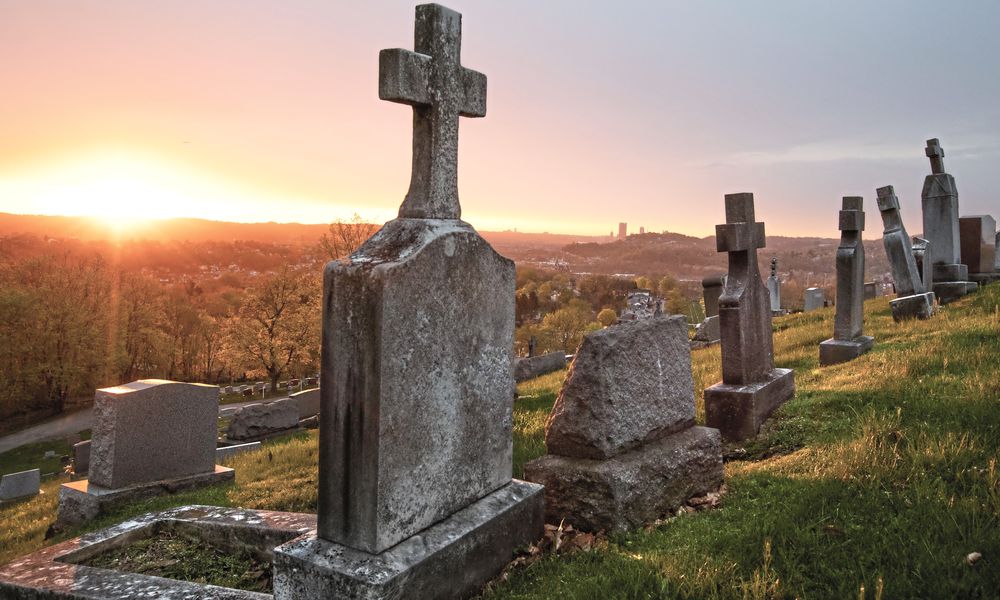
(0, 469, 41, 502)
(216, 441, 262, 462)
(960, 215, 999, 285)
(766, 258, 782, 315)
(703, 193, 794, 441)
(290, 387, 321, 420)
(863, 282, 877, 300)
(525, 316, 722, 532)
(73, 440, 91, 475)
(876, 186, 935, 321)
(692, 275, 725, 345)
(43, 450, 56, 459)
(273, 6, 542, 598)
(514, 351, 566, 382)
(226, 398, 300, 441)
(921, 139, 977, 302)
(820, 197, 874, 365)
(803, 287, 826, 312)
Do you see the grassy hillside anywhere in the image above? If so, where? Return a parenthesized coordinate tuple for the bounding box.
(3, 286, 999, 598)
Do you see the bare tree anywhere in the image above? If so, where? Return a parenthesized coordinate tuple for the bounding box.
(318, 214, 379, 261)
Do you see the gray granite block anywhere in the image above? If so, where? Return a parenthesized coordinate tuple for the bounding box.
(705, 368, 795, 442)
(273, 480, 543, 600)
(890, 292, 936, 321)
(525, 426, 722, 533)
(692, 314, 720, 343)
(290, 388, 321, 419)
(514, 351, 566, 382)
(819, 336, 875, 366)
(226, 398, 299, 441)
(0, 469, 40, 502)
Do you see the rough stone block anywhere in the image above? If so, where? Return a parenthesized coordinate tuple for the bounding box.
(226, 398, 300, 441)
(514, 351, 566, 382)
(321, 218, 515, 554)
(544, 316, 695, 460)
(0, 469, 40, 502)
(90, 380, 218, 490)
(890, 292, 935, 321)
(290, 388, 321, 420)
(273, 481, 543, 600)
(524, 426, 722, 533)
(819, 336, 874, 366)
(704, 368, 794, 441)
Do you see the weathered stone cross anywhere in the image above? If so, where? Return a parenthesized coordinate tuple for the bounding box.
(379, 3, 487, 220)
(926, 138, 945, 174)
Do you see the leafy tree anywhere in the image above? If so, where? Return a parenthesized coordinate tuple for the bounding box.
(540, 299, 599, 353)
(597, 308, 617, 327)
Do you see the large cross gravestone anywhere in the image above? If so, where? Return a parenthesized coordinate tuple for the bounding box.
(876, 186, 935, 321)
(921, 138, 977, 303)
(272, 5, 543, 599)
(704, 193, 794, 441)
(820, 197, 874, 365)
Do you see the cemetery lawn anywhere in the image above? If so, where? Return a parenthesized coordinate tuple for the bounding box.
(3, 289, 1000, 598)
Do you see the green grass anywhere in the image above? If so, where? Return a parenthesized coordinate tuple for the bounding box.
(3, 291, 1000, 598)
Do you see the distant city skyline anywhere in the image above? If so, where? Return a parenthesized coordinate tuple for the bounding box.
(1, 1, 998, 237)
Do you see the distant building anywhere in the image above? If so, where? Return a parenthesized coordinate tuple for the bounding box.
(618, 222, 627, 240)
(639, 226, 645, 235)
(617, 289, 662, 322)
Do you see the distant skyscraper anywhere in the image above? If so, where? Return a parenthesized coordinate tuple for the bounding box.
(618, 222, 627, 239)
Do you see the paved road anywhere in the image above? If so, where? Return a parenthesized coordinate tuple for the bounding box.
(0, 399, 269, 455)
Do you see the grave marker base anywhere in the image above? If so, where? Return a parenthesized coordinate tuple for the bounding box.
(969, 272, 1000, 287)
(524, 426, 722, 533)
(889, 292, 936, 321)
(932, 280, 977, 305)
(819, 336, 875, 366)
(56, 465, 233, 528)
(704, 368, 795, 442)
(273, 480, 543, 600)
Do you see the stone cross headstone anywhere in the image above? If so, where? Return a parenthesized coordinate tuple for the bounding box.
(766, 257, 782, 314)
(959, 215, 999, 284)
(0, 469, 40, 502)
(703, 193, 794, 441)
(273, 5, 542, 598)
(820, 197, 874, 365)
(921, 138, 976, 302)
(876, 185, 935, 321)
(803, 287, 825, 312)
(524, 316, 722, 532)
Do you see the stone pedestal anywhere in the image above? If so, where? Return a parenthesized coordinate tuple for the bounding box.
(705, 368, 794, 442)
(890, 292, 936, 321)
(273, 481, 543, 600)
(820, 336, 875, 366)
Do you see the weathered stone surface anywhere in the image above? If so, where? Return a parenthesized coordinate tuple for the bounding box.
(0, 469, 40, 502)
(544, 316, 695, 460)
(766, 258, 781, 313)
(877, 186, 937, 321)
(216, 442, 261, 462)
(692, 314, 720, 344)
(525, 426, 722, 533)
(705, 194, 793, 441)
(922, 139, 963, 267)
(803, 287, 825, 312)
(514, 351, 566, 382)
(73, 440, 91, 475)
(1, 504, 313, 599)
(290, 387, 321, 420)
(89, 379, 218, 490)
(863, 282, 877, 300)
(959, 215, 996, 274)
(225, 398, 299, 441)
(57, 466, 234, 528)
(820, 197, 873, 365)
(890, 293, 935, 321)
(912, 237, 934, 293)
(702, 274, 725, 317)
(274, 481, 543, 600)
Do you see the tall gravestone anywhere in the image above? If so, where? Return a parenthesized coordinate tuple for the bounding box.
(692, 274, 725, 345)
(876, 186, 935, 321)
(819, 197, 874, 365)
(921, 139, 977, 303)
(704, 193, 794, 441)
(272, 5, 543, 599)
(766, 257, 782, 315)
(959, 215, 999, 286)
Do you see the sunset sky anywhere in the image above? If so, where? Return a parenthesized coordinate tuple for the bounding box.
(1, 0, 998, 237)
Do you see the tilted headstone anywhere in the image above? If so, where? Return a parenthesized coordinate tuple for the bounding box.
(820, 197, 874, 365)
(56, 380, 233, 527)
(803, 288, 825, 312)
(73, 440, 91, 475)
(272, 6, 543, 598)
(703, 193, 794, 441)
(692, 274, 725, 344)
(524, 316, 722, 532)
(921, 138, 976, 302)
(959, 215, 999, 285)
(876, 186, 935, 321)
(290, 387, 321, 420)
(226, 398, 299, 441)
(766, 258, 782, 314)
(0, 469, 40, 502)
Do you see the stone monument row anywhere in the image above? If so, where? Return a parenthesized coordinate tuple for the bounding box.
(272, 5, 543, 598)
(875, 185, 935, 321)
(921, 138, 977, 303)
(704, 193, 795, 441)
(819, 197, 874, 365)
